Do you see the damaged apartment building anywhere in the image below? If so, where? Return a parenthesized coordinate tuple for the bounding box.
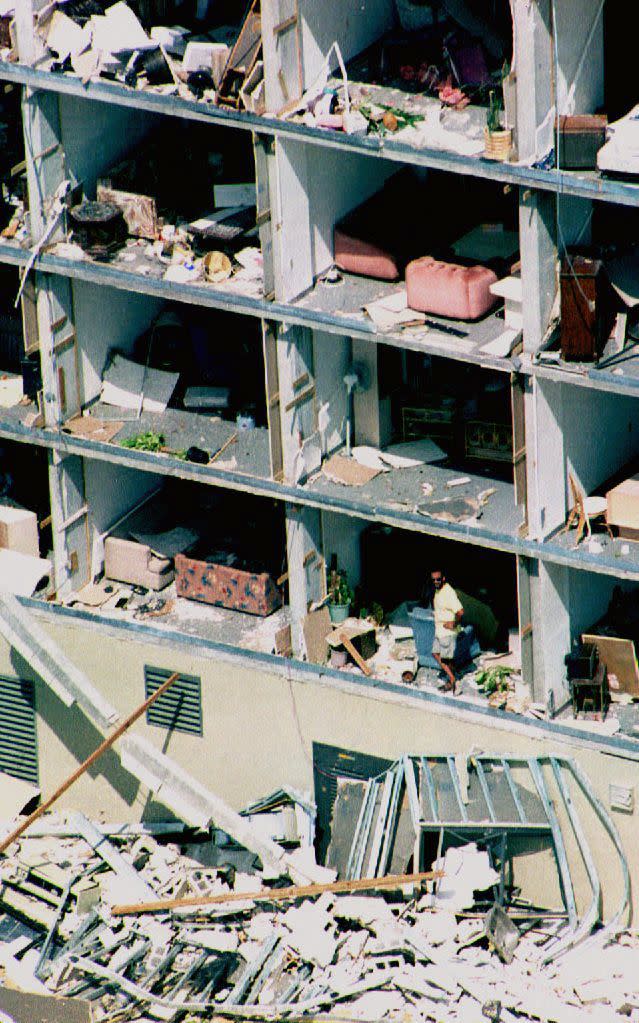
(0, 1, 638, 1015)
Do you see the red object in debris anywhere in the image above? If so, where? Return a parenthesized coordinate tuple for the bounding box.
(334, 227, 401, 281)
(400, 65, 416, 81)
(175, 553, 282, 616)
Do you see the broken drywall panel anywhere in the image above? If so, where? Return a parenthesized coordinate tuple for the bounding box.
(119, 734, 326, 885)
(101, 353, 179, 414)
(0, 551, 51, 598)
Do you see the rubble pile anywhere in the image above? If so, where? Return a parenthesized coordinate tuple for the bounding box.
(0, 812, 636, 1022)
(0, 1, 264, 113)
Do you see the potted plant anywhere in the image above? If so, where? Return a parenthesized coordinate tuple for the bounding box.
(484, 88, 512, 162)
(328, 568, 354, 624)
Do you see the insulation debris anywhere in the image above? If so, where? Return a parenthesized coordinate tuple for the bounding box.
(0, 806, 635, 1022)
(0, 748, 632, 1021)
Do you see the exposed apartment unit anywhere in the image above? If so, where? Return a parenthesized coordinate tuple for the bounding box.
(0, 0, 638, 882)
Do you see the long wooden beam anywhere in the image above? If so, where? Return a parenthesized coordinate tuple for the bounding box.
(112, 869, 444, 916)
(0, 673, 182, 855)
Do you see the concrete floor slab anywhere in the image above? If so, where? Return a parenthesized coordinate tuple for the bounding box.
(87, 401, 271, 478)
(294, 272, 515, 368)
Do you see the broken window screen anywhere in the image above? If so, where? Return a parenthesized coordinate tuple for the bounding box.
(0, 674, 38, 784)
(144, 667, 202, 736)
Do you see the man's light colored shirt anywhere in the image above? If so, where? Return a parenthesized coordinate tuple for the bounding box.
(434, 583, 463, 640)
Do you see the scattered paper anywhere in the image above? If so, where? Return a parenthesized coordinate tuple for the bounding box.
(63, 415, 124, 444)
(71, 581, 116, 608)
(385, 438, 447, 464)
(364, 290, 426, 332)
(351, 444, 431, 472)
(322, 454, 380, 486)
(479, 328, 519, 357)
(89, 2, 153, 57)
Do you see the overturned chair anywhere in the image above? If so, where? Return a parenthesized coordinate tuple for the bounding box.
(559, 471, 612, 547)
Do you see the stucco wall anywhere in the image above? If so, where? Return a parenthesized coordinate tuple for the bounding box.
(0, 606, 635, 922)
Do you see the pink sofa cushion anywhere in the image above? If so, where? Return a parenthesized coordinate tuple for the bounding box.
(406, 257, 499, 320)
(334, 227, 401, 281)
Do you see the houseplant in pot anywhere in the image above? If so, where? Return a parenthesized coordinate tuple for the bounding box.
(484, 88, 512, 162)
(328, 568, 354, 624)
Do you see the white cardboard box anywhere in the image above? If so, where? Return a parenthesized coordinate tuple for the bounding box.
(0, 502, 39, 557)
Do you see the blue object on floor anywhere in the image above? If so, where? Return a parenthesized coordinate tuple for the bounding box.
(408, 604, 480, 669)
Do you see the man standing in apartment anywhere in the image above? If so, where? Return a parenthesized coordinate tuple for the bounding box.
(430, 569, 464, 694)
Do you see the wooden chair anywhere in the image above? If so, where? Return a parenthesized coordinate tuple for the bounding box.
(559, 472, 613, 546)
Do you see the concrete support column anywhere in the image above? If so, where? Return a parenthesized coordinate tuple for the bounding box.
(519, 190, 557, 356)
(285, 504, 324, 657)
(48, 451, 90, 597)
(513, 0, 553, 165)
(530, 560, 571, 714)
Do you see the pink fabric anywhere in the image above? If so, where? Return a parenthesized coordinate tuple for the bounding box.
(406, 257, 498, 320)
(334, 228, 401, 281)
(316, 113, 344, 130)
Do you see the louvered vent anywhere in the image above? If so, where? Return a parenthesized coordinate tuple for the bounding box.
(144, 667, 202, 736)
(0, 675, 38, 784)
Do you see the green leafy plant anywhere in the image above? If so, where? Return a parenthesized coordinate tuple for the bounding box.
(359, 103, 425, 135)
(359, 601, 383, 625)
(476, 666, 513, 695)
(486, 89, 503, 134)
(328, 568, 354, 606)
(120, 431, 166, 453)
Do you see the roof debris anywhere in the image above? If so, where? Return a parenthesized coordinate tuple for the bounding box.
(0, 753, 633, 1021)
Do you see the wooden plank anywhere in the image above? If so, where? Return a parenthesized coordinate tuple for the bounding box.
(582, 633, 639, 697)
(217, 0, 262, 108)
(208, 432, 238, 464)
(112, 869, 443, 916)
(303, 607, 332, 664)
(338, 631, 373, 677)
(0, 673, 182, 854)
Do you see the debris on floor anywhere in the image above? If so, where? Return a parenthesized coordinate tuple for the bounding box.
(0, 750, 633, 1021)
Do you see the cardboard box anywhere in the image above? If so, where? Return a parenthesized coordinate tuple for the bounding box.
(557, 114, 607, 170)
(606, 475, 639, 529)
(0, 503, 39, 557)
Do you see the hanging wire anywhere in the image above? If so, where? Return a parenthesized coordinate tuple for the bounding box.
(551, 0, 605, 313)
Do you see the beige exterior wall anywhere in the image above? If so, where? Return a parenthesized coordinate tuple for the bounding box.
(0, 608, 635, 922)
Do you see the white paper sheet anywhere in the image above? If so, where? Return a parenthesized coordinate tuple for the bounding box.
(364, 290, 427, 332)
(0, 549, 52, 596)
(89, 1, 153, 56)
(43, 10, 90, 61)
(0, 374, 23, 408)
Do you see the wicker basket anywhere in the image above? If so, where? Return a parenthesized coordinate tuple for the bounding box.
(484, 128, 513, 162)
